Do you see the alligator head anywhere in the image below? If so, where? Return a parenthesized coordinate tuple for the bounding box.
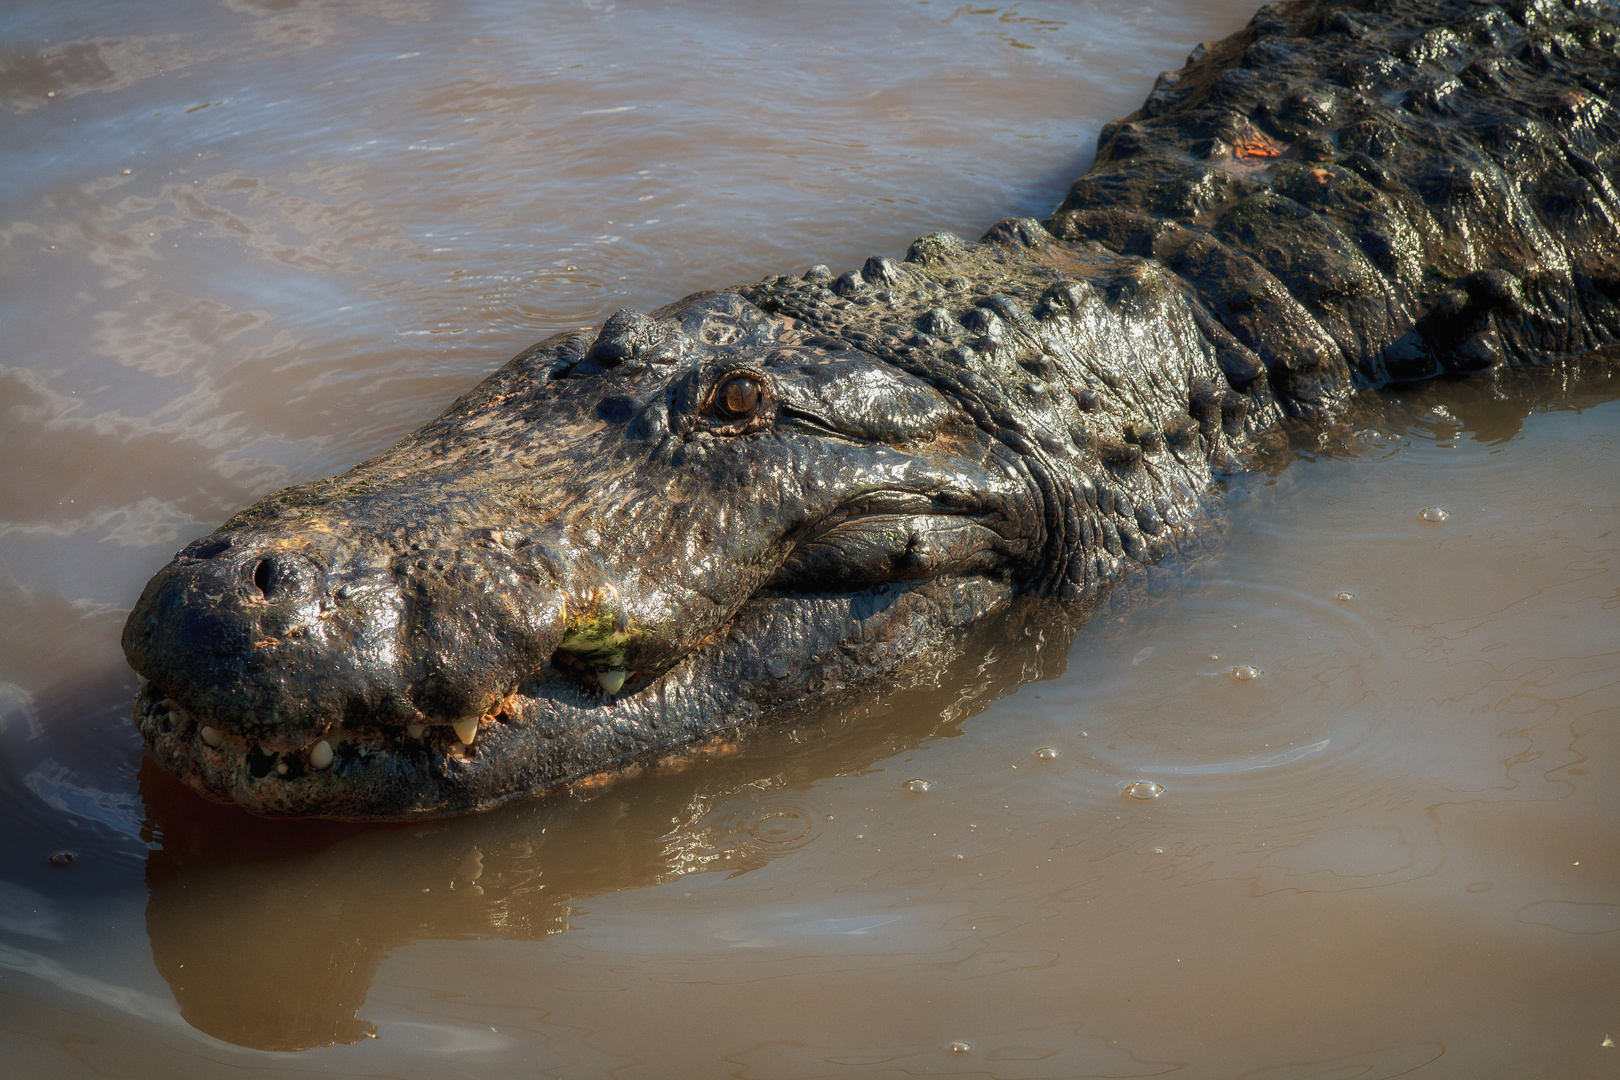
(122, 291, 1041, 817)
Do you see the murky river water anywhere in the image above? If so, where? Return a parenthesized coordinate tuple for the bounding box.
(3, 1, 1619, 1076)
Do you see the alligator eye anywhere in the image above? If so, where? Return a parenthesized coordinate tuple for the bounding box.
(717, 375, 763, 418)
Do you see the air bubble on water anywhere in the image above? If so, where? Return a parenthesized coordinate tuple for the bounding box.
(1418, 506, 1451, 523)
(1230, 665, 1261, 681)
(1078, 730, 1088, 738)
(1335, 591, 1354, 601)
(949, 1041, 973, 1053)
(1125, 781, 1164, 800)
(903, 779, 932, 793)
(1036, 747, 1060, 759)
(1208, 653, 1219, 660)
(1151, 847, 1164, 854)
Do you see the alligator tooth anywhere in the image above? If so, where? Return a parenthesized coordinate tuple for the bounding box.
(598, 669, 627, 695)
(309, 740, 334, 769)
(199, 726, 224, 748)
(452, 717, 480, 746)
(136, 675, 150, 692)
(406, 723, 425, 739)
(159, 699, 176, 711)
(275, 762, 289, 775)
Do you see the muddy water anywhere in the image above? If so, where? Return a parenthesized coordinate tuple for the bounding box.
(3, 0, 1619, 1075)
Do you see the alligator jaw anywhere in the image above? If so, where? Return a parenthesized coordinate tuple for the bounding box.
(134, 675, 512, 817)
(134, 574, 1018, 819)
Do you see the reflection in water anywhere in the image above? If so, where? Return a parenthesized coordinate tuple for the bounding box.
(139, 598, 1086, 1050)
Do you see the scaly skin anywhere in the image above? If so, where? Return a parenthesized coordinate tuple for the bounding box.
(123, 0, 1620, 818)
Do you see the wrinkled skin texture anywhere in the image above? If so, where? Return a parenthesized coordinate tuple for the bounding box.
(124, 0, 1620, 818)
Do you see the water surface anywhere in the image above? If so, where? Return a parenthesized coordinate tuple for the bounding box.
(3, 1, 1618, 1076)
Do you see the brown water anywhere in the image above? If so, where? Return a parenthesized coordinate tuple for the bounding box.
(3, 1, 1619, 1076)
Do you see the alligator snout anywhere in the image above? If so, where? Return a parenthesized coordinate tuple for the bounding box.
(122, 524, 587, 754)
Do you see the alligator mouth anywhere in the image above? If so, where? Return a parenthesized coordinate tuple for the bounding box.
(135, 564, 1016, 819)
(135, 674, 517, 799)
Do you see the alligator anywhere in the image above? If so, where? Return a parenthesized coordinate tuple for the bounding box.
(122, 0, 1620, 819)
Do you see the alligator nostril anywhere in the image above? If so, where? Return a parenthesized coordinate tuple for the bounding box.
(182, 535, 232, 560)
(245, 550, 323, 602)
